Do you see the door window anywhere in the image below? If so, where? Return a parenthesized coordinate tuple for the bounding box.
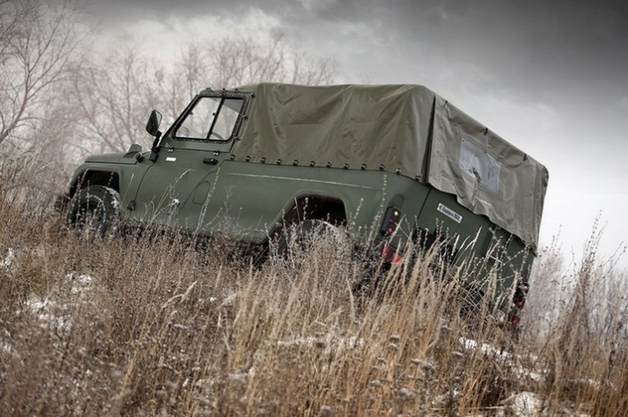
(175, 97, 244, 141)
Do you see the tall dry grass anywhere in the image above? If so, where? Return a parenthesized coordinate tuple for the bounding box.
(1, 154, 627, 416)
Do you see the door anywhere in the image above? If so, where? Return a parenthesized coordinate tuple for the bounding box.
(129, 94, 245, 233)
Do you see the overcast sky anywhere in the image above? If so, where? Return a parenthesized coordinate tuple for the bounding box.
(83, 0, 628, 268)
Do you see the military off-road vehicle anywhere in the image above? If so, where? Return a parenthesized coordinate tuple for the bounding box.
(60, 83, 548, 325)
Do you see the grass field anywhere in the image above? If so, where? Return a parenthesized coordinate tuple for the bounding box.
(1, 159, 627, 416)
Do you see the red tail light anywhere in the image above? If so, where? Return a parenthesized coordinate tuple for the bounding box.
(380, 206, 401, 236)
(382, 245, 403, 264)
(513, 282, 528, 309)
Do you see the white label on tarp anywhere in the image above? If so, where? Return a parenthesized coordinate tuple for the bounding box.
(166, 157, 177, 162)
(437, 203, 462, 223)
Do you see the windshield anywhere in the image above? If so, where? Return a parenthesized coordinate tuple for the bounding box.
(175, 96, 244, 141)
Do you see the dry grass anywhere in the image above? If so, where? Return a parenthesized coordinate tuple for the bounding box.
(1, 156, 627, 416)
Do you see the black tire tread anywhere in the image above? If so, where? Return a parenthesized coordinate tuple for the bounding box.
(66, 185, 121, 238)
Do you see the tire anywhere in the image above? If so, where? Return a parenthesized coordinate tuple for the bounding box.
(275, 219, 351, 264)
(66, 185, 121, 239)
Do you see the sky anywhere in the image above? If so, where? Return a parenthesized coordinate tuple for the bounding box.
(83, 0, 628, 269)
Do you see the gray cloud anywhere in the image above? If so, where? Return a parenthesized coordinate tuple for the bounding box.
(84, 0, 628, 96)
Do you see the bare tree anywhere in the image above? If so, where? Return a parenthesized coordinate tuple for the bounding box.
(69, 45, 161, 154)
(0, 0, 84, 148)
(0, 3, 338, 195)
(151, 44, 204, 125)
(205, 36, 337, 88)
(70, 36, 338, 154)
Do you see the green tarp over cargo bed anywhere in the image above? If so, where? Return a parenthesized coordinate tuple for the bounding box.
(231, 83, 549, 248)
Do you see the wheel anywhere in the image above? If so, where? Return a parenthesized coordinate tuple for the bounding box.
(274, 219, 351, 264)
(66, 185, 121, 239)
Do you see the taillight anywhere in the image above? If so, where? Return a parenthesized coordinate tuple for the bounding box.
(380, 206, 401, 236)
(510, 315, 520, 327)
(513, 282, 528, 309)
(382, 245, 403, 264)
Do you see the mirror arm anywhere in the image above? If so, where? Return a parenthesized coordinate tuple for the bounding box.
(148, 131, 162, 162)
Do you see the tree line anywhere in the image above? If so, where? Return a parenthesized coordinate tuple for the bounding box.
(0, 0, 336, 178)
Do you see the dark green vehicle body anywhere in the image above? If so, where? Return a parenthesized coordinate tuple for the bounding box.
(63, 83, 549, 324)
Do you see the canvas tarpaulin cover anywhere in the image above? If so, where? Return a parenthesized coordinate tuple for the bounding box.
(232, 83, 549, 247)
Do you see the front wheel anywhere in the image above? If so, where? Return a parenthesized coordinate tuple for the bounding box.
(66, 185, 121, 239)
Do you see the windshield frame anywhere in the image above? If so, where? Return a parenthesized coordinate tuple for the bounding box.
(171, 92, 247, 144)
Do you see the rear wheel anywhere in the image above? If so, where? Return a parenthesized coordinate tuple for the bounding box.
(274, 219, 352, 264)
(66, 185, 121, 239)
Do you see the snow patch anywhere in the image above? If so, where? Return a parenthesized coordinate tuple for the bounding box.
(1, 330, 16, 356)
(228, 373, 248, 384)
(2, 248, 16, 269)
(66, 272, 94, 294)
(220, 292, 237, 307)
(503, 391, 542, 416)
(460, 337, 547, 383)
(27, 299, 72, 332)
(460, 337, 510, 359)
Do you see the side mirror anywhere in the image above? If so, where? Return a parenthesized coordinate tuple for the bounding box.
(145, 110, 163, 136)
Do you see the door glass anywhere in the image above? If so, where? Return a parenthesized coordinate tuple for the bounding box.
(175, 97, 243, 141)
